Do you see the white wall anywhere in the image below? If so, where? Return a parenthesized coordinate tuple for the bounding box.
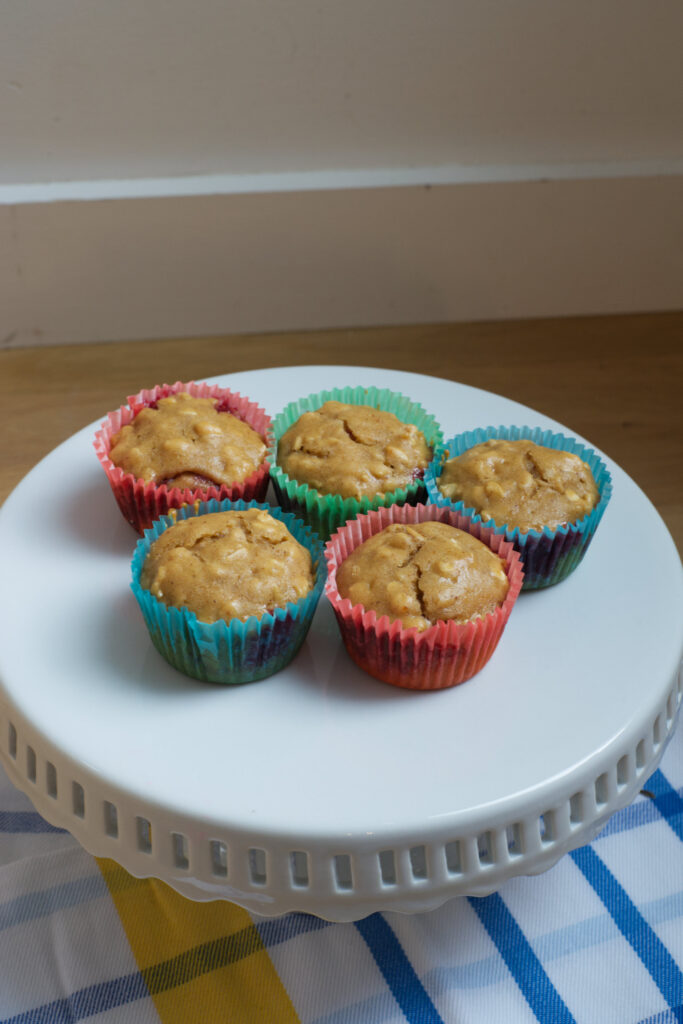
(3, 0, 683, 185)
(2, 0, 682, 345)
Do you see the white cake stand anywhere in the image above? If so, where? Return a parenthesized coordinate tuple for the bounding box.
(0, 366, 680, 922)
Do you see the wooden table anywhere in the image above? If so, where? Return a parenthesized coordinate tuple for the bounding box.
(1, 312, 681, 554)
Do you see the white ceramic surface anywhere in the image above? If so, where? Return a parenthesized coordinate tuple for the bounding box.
(0, 366, 681, 921)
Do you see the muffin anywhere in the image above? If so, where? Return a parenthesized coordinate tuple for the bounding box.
(277, 400, 431, 500)
(425, 425, 612, 590)
(437, 438, 600, 533)
(110, 391, 266, 494)
(131, 500, 326, 684)
(270, 386, 443, 540)
(94, 381, 272, 533)
(141, 507, 314, 623)
(336, 521, 509, 633)
(325, 503, 524, 690)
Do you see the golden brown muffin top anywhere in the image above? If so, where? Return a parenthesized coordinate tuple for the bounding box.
(438, 439, 599, 532)
(141, 508, 314, 624)
(336, 521, 508, 632)
(110, 392, 266, 489)
(277, 400, 431, 500)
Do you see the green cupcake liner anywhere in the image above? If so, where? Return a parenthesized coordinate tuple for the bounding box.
(268, 385, 443, 540)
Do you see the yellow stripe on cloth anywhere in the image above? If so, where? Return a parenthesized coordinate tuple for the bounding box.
(98, 859, 300, 1024)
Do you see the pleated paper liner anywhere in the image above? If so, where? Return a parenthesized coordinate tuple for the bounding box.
(268, 385, 443, 541)
(424, 425, 613, 590)
(324, 503, 524, 691)
(131, 498, 326, 685)
(94, 380, 273, 534)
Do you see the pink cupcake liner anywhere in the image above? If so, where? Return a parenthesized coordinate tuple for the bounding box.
(94, 380, 273, 534)
(324, 503, 524, 691)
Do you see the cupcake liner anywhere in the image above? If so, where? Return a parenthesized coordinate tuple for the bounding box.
(131, 498, 326, 684)
(425, 425, 613, 590)
(324, 503, 524, 691)
(268, 385, 443, 540)
(94, 380, 273, 533)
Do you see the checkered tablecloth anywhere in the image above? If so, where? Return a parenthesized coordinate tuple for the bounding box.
(0, 721, 681, 1024)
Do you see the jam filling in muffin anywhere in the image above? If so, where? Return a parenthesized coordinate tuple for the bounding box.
(336, 520, 509, 632)
(109, 392, 266, 489)
(277, 400, 431, 500)
(438, 438, 599, 532)
(140, 508, 314, 624)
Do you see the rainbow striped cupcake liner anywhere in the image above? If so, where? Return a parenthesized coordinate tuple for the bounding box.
(269, 385, 443, 541)
(94, 380, 273, 534)
(131, 498, 326, 684)
(324, 503, 524, 691)
(425, 425, 612, 590)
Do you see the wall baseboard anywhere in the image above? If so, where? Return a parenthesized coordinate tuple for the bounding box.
(2, 174, 682, 349)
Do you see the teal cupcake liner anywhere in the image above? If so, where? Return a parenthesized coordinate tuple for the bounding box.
(131, 498, 326, 684)
(425, 425, 613, 590)
(269, 386, 443, 540)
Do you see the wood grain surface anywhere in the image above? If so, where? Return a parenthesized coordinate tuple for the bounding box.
(1, 312, 681, 554)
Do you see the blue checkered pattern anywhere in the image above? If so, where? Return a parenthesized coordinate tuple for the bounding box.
(0, 720, 681, 1024)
